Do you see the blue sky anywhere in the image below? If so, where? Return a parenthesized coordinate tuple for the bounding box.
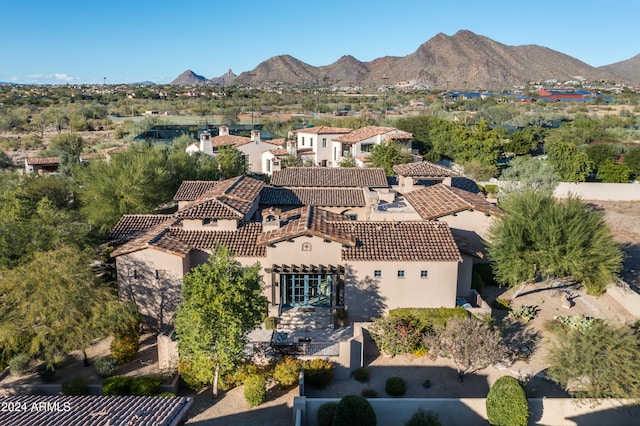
(2, 0, 638, 84)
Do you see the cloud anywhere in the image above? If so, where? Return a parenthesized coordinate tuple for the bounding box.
(24, 73, 80, 82)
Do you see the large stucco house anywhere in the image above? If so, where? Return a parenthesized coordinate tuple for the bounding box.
(110, 169, 481, 332)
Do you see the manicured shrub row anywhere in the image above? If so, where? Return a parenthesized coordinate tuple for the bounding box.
(101, 375, 162, 396)
(390, 307, 468, 331)
(368, 316, 424, 356)
(317, 402, 338, 426)
(302, 358, 334, 389)
(333, 395, 376, 426)
(273, 356, 301, 387)
(405, 408, 441, 426)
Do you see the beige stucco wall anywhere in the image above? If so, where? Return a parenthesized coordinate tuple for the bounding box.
(343, 260, 458, 322)
(238, 141, 281, 173)
(116, 248, 189, 329)
(437, 209, 495, 240)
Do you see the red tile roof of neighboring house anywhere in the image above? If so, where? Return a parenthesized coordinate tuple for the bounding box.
(26, 156, 59, 165)
(260, 187, 366, 207)
(296, 126, 353, 135)
(270, 167, 388, 187)
(257, 206, 355, 246)
(404, 183, 503, 220)
(335, 221, 461, 262)
(333, 126, 412, 144)
(110, 214, 174, 240)
(174, 180, 218, 201)
(177, 175, 263, 220)
(212, 134, 253, 148)
(0, 395, 192, 426)
(393, 161, 458, 178)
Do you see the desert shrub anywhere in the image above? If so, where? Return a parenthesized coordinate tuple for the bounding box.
(62, 377, 89, 396)
(491, 298, 511, 311)
(302, 358, 334, 389)
(405, 408, 441, 426)
(264, 316, 277, 330)
(486, 376, 528, 426)
(36, 363, 56, 381)
(510, 305, 539, 322)
(274, 356, 302, 387)
(8, 353, 30, 376)
(94, 355, 118, 377)
(102, 375, 133, 396)
(317, 402, 339, 426)
(555, 315, 599, 331)
(243, 374, 266, 407)
(110, 335, 140, 364)
(412, 347, 428, 357)
(361, 388, 379, 398)
(484, 184, 499, 196)
(131, 376, 162, 396)
(385, 376, 407, 397)
(157, 392, 176, 397)
(352, 367, 370, 383)
(223, 362, 273, 390)
(333, 394, 377, 426)
(369, 316, 424, 356)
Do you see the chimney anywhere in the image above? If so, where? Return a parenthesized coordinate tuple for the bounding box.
(287, 140, 297, 157)
(251, 129, 261, 143)
(262, 208, 281, 232)
(219, 125, 229, 136)
(199, 131, 213, 156)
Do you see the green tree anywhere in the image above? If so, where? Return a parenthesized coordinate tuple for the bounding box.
(487, 191, 622, 295)
(486, 376, 529, 426)
(175, 245, 267, 396)
(546, 140, 592, 182)
(596, 161, 631, 183)
(370, 141, 412, 175)
(503, 126, 542, 155)
(623, 145, 640, 178)
(585, 144, 619, 171)
(0, 246, 136, 366)
(499, 155, 559, 194)
(547, 321, 640, 399)
(215, 145, 249, 179)
(0, 150, 13, 169)
(50, 133, 84, 176)
(77, 144, 174, 233)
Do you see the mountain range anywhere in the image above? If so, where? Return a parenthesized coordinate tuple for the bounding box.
(170, 30, 640, 89)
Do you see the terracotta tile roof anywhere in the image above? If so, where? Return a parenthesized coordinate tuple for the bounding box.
(270, 167, 388, 187)
(454, 234, 484, 259)
(177, 175, 263, 220)
(256, 206, 355, 246)
(260, 187, 366, 207)
(26, 156, 59, 165)
(168, 222, 266, 257)
(269, 148, 289, 157)
(404, 183, 503, 220)
(110, 214, 173, 240)
(393, 161, 458, 177)
(111, 218, 182, 257)
(265, 137, 286, 146)
(212, 134, 252, 148)
(0, 395, 192, 426)
(334, 221, 462, 262)
(333, 126, 412, 144)
(296, 126, 353, 135)
(174, 180, 218, 201)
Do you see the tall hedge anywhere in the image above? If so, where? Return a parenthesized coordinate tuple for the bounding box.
(486, 376, 529, 426)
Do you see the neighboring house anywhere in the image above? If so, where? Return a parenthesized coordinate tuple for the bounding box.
(24, 157, 59, 174)
(259, 186, 368, 220)
(261, 140, 316, 176)
(295, 126, 353, 167)
(110, 174, 468, 330)
(331, 126, 413, 167)
(186, 127, 283, 173)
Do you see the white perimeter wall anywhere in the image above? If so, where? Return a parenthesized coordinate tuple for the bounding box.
(554, 182, 640, 201)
